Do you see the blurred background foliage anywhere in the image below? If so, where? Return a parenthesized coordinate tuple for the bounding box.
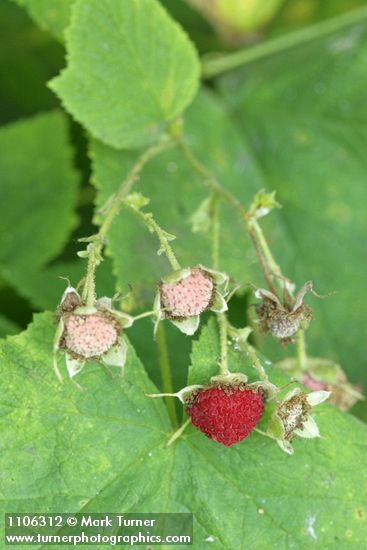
(1, 0, 366, 420)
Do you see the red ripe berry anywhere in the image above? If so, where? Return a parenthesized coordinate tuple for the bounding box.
(186, 386, 263, 446)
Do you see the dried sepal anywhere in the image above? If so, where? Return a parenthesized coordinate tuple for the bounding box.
(254, 282, 313, 345)
(57, 285, 82, 316)
(266, 387, 330, 454)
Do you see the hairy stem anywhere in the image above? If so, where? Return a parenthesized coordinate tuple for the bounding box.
(156, 324, 178, 429)
(175, 134, 280, 290)
(239, 337, 267, 381)
(98, 139, 172, 239)
(249, 219, 281, 279)
(209, 194, 230, 377)
(211, 194, 220, 271)
(81, 242, 101, 307)
(80, 138, 172, 304)
(176, 133, 311, 380)
(175, 136, 247, 219)
(296, 329, 308, 371)
(124, 203, 180, 270)
(218, 312, 229, 376)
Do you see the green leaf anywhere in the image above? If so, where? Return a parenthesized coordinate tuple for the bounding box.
(218, 16, 367, 385)
(0, 112, 80, 292)
(0, 1, 64, 125)
(50, 0, 200, 149)
(188, 317, 224, 385)
(11, 0, 75, 42)
(0, 312, 171, 526)
(0, 314, 20, 338)
(1, 313, 367, 548)
(90, 90, 263, 307)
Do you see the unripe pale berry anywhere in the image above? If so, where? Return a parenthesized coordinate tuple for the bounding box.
(159, 268, 214, 319)
(63, 312, 119, 358)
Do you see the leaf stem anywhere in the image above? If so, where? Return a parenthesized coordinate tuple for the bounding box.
(80, 138, 172, 304)
(201, 6, 367, 78)
(156, 324, 178, 429)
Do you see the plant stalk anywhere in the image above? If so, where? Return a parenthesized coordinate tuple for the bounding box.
(209, 193, 230, 377)
(81, 138, 172, 304)
(201, 6, 367, 78)
(218, 312, 230, 376)
(156, 324, 178, 429)
(296, 329, 308, 371)
(175, 134, 280, 291)
(123, 203, 180, 271)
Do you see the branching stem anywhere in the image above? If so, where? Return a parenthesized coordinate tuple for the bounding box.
(80, 138, 172, 305)
(123, 203, 180, 271)
(175, 132, 313, 379)
(175, 134, 279, 292)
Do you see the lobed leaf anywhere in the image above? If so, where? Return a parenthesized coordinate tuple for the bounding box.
(1, 314, 366, 548)
(50, 0, 200, 149)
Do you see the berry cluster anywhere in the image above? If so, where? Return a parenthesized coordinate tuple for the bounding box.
(53, 262, 331, 453)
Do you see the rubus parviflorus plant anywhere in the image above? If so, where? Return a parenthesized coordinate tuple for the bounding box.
(2, 0, 367, 548)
